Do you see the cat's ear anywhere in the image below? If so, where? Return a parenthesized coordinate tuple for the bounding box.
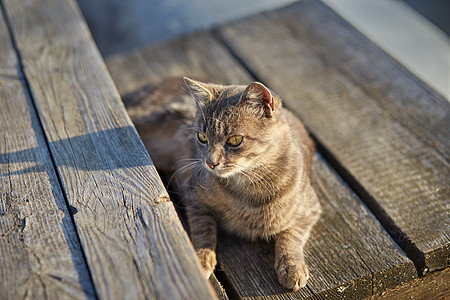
(240, 82, 275, 117)
(184, 77, 213, 104)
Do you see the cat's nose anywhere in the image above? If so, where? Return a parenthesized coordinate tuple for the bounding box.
(207, 162, 219, 169)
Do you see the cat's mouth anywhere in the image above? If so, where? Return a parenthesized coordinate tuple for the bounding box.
(203, 162, 237, 178)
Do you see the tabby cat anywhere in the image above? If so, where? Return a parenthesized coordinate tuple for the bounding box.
(124, 77, 321, 291)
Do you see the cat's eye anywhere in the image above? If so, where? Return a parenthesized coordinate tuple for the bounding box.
(198, 132, 208, 143)
(227, 135, 243, 146)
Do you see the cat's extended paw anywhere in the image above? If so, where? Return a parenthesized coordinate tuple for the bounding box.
(196, 248, 216, 279)
(275, 257, 309, 292)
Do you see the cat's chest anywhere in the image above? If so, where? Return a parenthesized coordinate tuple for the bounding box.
(200, 185, 295, 239)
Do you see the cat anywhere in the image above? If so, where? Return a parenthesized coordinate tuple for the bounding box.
(123, 77, 321, 292)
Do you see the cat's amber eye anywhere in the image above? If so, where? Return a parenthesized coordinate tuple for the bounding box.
(198, 132, 208, 143)
(227, 135, 243, 146)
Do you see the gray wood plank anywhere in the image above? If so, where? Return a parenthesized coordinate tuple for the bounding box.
(217, 0, 449, 274)
(287, 0, 449, 159)
(106, 31, 417, 299)
(372, 267, 449, 299)
(2, 0, 216, 299)
(0, 6, 95, 299)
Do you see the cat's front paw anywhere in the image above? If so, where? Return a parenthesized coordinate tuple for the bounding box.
(196, 248, 216, 279)
(275, 256, 309, 292)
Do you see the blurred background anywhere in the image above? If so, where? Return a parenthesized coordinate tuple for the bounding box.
(76, 0, 449, 57)
(76, 0, 449, 99)
(76, 0, 298, 56)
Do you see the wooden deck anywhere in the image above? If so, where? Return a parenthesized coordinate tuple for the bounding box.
(0, 0, 214, 299)
(0, 0, 448, 299)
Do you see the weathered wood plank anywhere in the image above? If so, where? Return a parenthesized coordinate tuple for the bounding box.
(106, 31, 416, 299)
(283, 0, 449, 158)
(2, 0, 215, 299)
(217, 0, 449, 274)
(372, 267, 449, 299)
(0, 6, 95, 299)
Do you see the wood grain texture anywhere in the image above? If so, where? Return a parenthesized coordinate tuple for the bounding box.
(2, 0, 215, 299)
(217, 0, 449, 273)
(106, 31, 417, 299)
(283, 0, 449, 158)
(0, 6, 95, 299)
(210, 274, 230, 300)
(371, 267, 449, 299)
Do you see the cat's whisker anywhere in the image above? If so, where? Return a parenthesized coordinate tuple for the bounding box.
(193, 165, 211, 190)
(251, 167, 277, 189)
(237, 170, 253, 193)
(173, 157, 201, 167)
(237, 168, 270, 198)
(254, 162, 281, 180)
(237, 165, 277, 196)
(248, 164, 278, 188)
(173, 161, 200, 176)
(249, 173, 275, 196)
(259, 167, 280, 181)
(168, 161, 201, 187)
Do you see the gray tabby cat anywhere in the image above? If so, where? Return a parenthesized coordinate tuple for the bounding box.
(124, 77, 321, 291)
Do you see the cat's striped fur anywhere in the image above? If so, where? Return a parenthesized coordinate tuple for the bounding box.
(124, 77, 321, 291)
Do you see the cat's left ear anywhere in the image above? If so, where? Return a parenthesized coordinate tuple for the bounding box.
(240, 82, 275, 117)
(184, 77, 214, 105)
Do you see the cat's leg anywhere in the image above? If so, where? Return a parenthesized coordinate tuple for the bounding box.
(187, 205, 218, 279)
(274, 195, 321, 291)
(274, 226, 310, 291)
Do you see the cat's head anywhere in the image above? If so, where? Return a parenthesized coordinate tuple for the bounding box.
(184, 77, 283, 178)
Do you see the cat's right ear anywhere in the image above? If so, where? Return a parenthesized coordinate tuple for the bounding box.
(184, 77, 213, 105)
(240, 82, 275, 117)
